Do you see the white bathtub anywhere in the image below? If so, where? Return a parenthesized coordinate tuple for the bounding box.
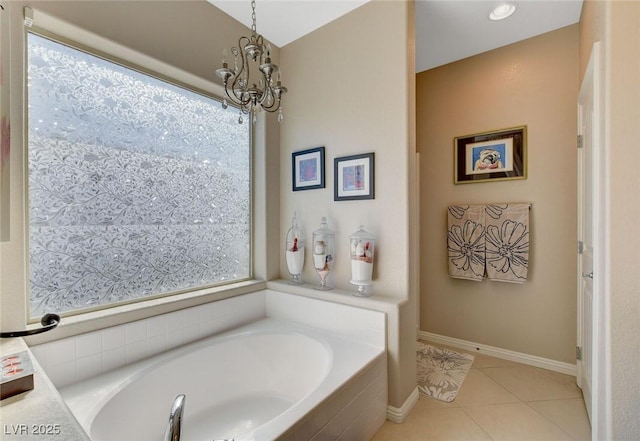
(60, 318, 386, 441)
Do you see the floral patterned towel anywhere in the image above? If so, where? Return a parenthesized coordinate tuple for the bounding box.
(447, 204, 486, 281)
(485, 203, 530, 283)
(417, 342, 474, 402)
(447, 203, 530, 283)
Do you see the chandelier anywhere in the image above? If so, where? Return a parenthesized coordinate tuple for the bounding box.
(216, 0, 287, 124)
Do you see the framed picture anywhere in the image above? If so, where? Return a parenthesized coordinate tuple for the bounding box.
(334, 153, 375, 201)
(454, 126, 527, 184)
(292, 146, 325, 191)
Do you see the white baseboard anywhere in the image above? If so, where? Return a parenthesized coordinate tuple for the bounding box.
(386, 386, 419, 423)
(418, 330, 576, 377)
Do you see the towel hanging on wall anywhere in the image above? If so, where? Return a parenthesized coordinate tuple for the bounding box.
(485, 203, 530, 283)
(447, 205, 486, 281)
(447, 203, 530, 283)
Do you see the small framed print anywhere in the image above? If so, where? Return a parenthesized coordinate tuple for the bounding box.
(292, 146, 325, 191)
(334, 153, 375, 201)
(454, 126, 527, 184)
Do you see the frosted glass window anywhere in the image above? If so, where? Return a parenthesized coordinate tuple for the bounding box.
(27, 33, 251, 317)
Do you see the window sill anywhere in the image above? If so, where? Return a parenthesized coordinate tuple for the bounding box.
(24, 279, 267, 346)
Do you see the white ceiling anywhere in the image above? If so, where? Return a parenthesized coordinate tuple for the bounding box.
(208, 0, 584, 73)
(416, 0, 583, 72)
(208, 0, 370, 48)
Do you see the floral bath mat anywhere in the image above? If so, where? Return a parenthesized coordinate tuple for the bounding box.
(417, 342, 475, 402)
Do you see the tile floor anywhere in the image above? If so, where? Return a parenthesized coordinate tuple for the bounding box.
(372, 343, 591, 441)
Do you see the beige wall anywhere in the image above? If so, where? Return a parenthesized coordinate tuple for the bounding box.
(417, 25, 579, 364)
(608, 2, 640, 436)
(580, 1, 640, 439)
(279, 1, 411, 297)
(25, 0, 246, 84)
(279, 0, 417, 408)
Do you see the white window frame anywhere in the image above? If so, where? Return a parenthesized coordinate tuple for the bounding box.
(1, 6, 270, 343)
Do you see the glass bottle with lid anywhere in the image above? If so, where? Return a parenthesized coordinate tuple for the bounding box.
(349, 225, 376, 296)
(285, 212, 305, 284)
(312, 216, 335, 290)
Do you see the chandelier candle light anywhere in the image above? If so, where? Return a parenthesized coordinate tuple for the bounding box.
(215, 0, 287, 124)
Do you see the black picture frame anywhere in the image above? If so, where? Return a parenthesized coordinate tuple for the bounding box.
(334, 152, 375, 201)
(454, 126, 527, 184)
(292, 146, 325, 191)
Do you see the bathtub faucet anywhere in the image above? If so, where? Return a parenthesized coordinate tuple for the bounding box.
(164, 394, 185, 441)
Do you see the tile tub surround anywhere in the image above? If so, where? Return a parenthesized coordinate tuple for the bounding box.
(265, 280, 413, 423)
(31, 289, 387, 389)
(280, 354, 387, 441)
(30, 292, 265, 388)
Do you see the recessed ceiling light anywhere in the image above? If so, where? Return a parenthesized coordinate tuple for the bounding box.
(489, 3, 517, 21)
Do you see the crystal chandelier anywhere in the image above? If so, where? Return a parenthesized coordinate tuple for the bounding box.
(216, 0, 287, 124)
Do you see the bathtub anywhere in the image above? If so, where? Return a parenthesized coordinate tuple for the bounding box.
(59, 317, 386, 441)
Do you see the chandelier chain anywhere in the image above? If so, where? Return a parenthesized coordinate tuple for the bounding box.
(251, 0, 257, 34)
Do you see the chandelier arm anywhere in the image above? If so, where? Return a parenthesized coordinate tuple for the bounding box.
(259, 98, 282, 113)
(257, 84, 272, 105)
(228, 36, 252, 108)
(258, 79, 279, 109)
(260, 105, 282, 114)
(259, 91, 278, 111)
(227, 78, 250, 108)
(255, 34, 264, 54)
(260, 82, 286, 112)
(223, 87, 249, 113)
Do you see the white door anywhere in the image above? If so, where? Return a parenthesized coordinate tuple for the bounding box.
(577, 42, 601, 426)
